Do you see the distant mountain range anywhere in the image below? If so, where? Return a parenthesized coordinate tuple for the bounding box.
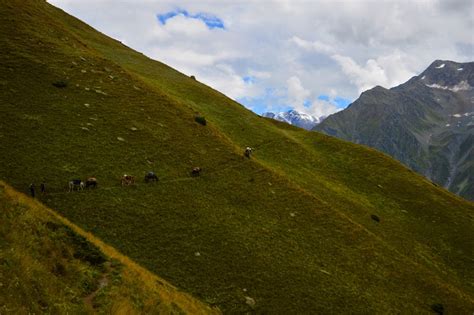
(261, 110, 323, 130)
(315, 60, 474, 200)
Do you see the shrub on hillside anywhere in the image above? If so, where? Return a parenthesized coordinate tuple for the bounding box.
(195, 116, 207, 126)
(52, 80, 68, 88)
(431, 303, 444, 314)
(63, 226, 107, 266)
(371, 214, 380, 223)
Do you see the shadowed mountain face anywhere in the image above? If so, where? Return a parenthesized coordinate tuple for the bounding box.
(0, 1, 473, 313)
(315, 60, 474, 200)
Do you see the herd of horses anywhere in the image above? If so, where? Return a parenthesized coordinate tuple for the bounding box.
(68, 172, 158, 191)
(67, 148, 253, 192)
(68, 177, 96, 191)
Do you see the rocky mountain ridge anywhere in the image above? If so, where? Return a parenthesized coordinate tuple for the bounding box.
(315, 60, 474, 200)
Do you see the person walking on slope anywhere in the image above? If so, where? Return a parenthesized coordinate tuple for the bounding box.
(40, 182, 46, 194)
(29, 183, 35, 198)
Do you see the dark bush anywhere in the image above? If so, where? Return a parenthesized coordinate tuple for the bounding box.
(190, 75, 196, 80)
(52, 262, 66, 276)
(371, 214, 380, 223)
(45, 221, 61, 231)
(431, 303, 444, 314)
(63, 226, 106, 266)
(195, 116, 207, 126)
(52, 80, 68, 88)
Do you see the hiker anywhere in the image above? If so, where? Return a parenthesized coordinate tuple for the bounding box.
(40, 182, 46, 194)
(29, 183, 35, 198)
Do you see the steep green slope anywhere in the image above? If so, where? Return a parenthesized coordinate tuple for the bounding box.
(0, 182, 218, 314)
(0, 1, 473, 313)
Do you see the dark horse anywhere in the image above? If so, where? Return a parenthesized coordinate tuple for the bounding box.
(191, 167, 201, 177)
(144, 171, 159, 183)
(85, 177, 98, 189)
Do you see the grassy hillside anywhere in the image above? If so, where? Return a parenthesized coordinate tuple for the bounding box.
(0, 181, 218, 314)
(0, 0, 473, 313)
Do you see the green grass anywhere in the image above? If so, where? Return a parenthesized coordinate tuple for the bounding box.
(0, 182, 218, 314)
(0, 1, 473, 313)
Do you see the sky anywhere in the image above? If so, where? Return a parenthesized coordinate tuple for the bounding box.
(48, 0, 474, 118)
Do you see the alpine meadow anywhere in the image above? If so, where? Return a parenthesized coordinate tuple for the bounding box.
(0, 1, 473, 314)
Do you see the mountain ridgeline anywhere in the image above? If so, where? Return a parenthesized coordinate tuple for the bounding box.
(0, 1, 473, 313)
(315, 60, 474, 200)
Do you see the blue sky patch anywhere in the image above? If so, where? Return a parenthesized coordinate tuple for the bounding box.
(318, 94, 351, 108)
(237, 88, 291, 115)
(334, 97, 351, 108)
(317, 94, 330, 101)
(243, 76, 255, 84)
(157, 9, 225, 29)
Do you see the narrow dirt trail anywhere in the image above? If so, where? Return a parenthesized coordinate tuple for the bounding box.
(83, 263, 111, 310)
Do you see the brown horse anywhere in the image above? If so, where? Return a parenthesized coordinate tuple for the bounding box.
(121, 174, 135, 186)
(85, 177, 98, 189)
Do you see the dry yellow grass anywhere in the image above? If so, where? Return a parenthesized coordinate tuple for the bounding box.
(1, 181, 220, 315)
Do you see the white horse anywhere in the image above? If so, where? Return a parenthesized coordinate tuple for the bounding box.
(69, 179, 84, 192)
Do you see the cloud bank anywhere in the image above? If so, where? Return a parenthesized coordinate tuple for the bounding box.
(48, 0, 474, 117)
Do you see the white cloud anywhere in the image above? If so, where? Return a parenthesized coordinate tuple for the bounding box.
(285, 76, 341, 119)
(248, 70, 271, 79)
(47, 0, 474, 114)
(287, 76, 310, 108)
(331, 55, 388, 93)
(307, 100, 341, 118)
(163, 14, 210, 36)
(152, 47, 237, 69)
(200, 63, 263, 100)
(291, 36, 335, 55)
(331, 51, 417, 94)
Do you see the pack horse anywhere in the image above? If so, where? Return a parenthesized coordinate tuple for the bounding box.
(191, 167, 201, 177)
(121, 174, 135, 186)
(244, 147, 253, 158)
(69, 179, 84, 192)
(85, 177, 98, 189)
(144, 172, 159, 183)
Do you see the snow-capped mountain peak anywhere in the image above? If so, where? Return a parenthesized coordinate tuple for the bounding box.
(262, 110, 324, 130)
